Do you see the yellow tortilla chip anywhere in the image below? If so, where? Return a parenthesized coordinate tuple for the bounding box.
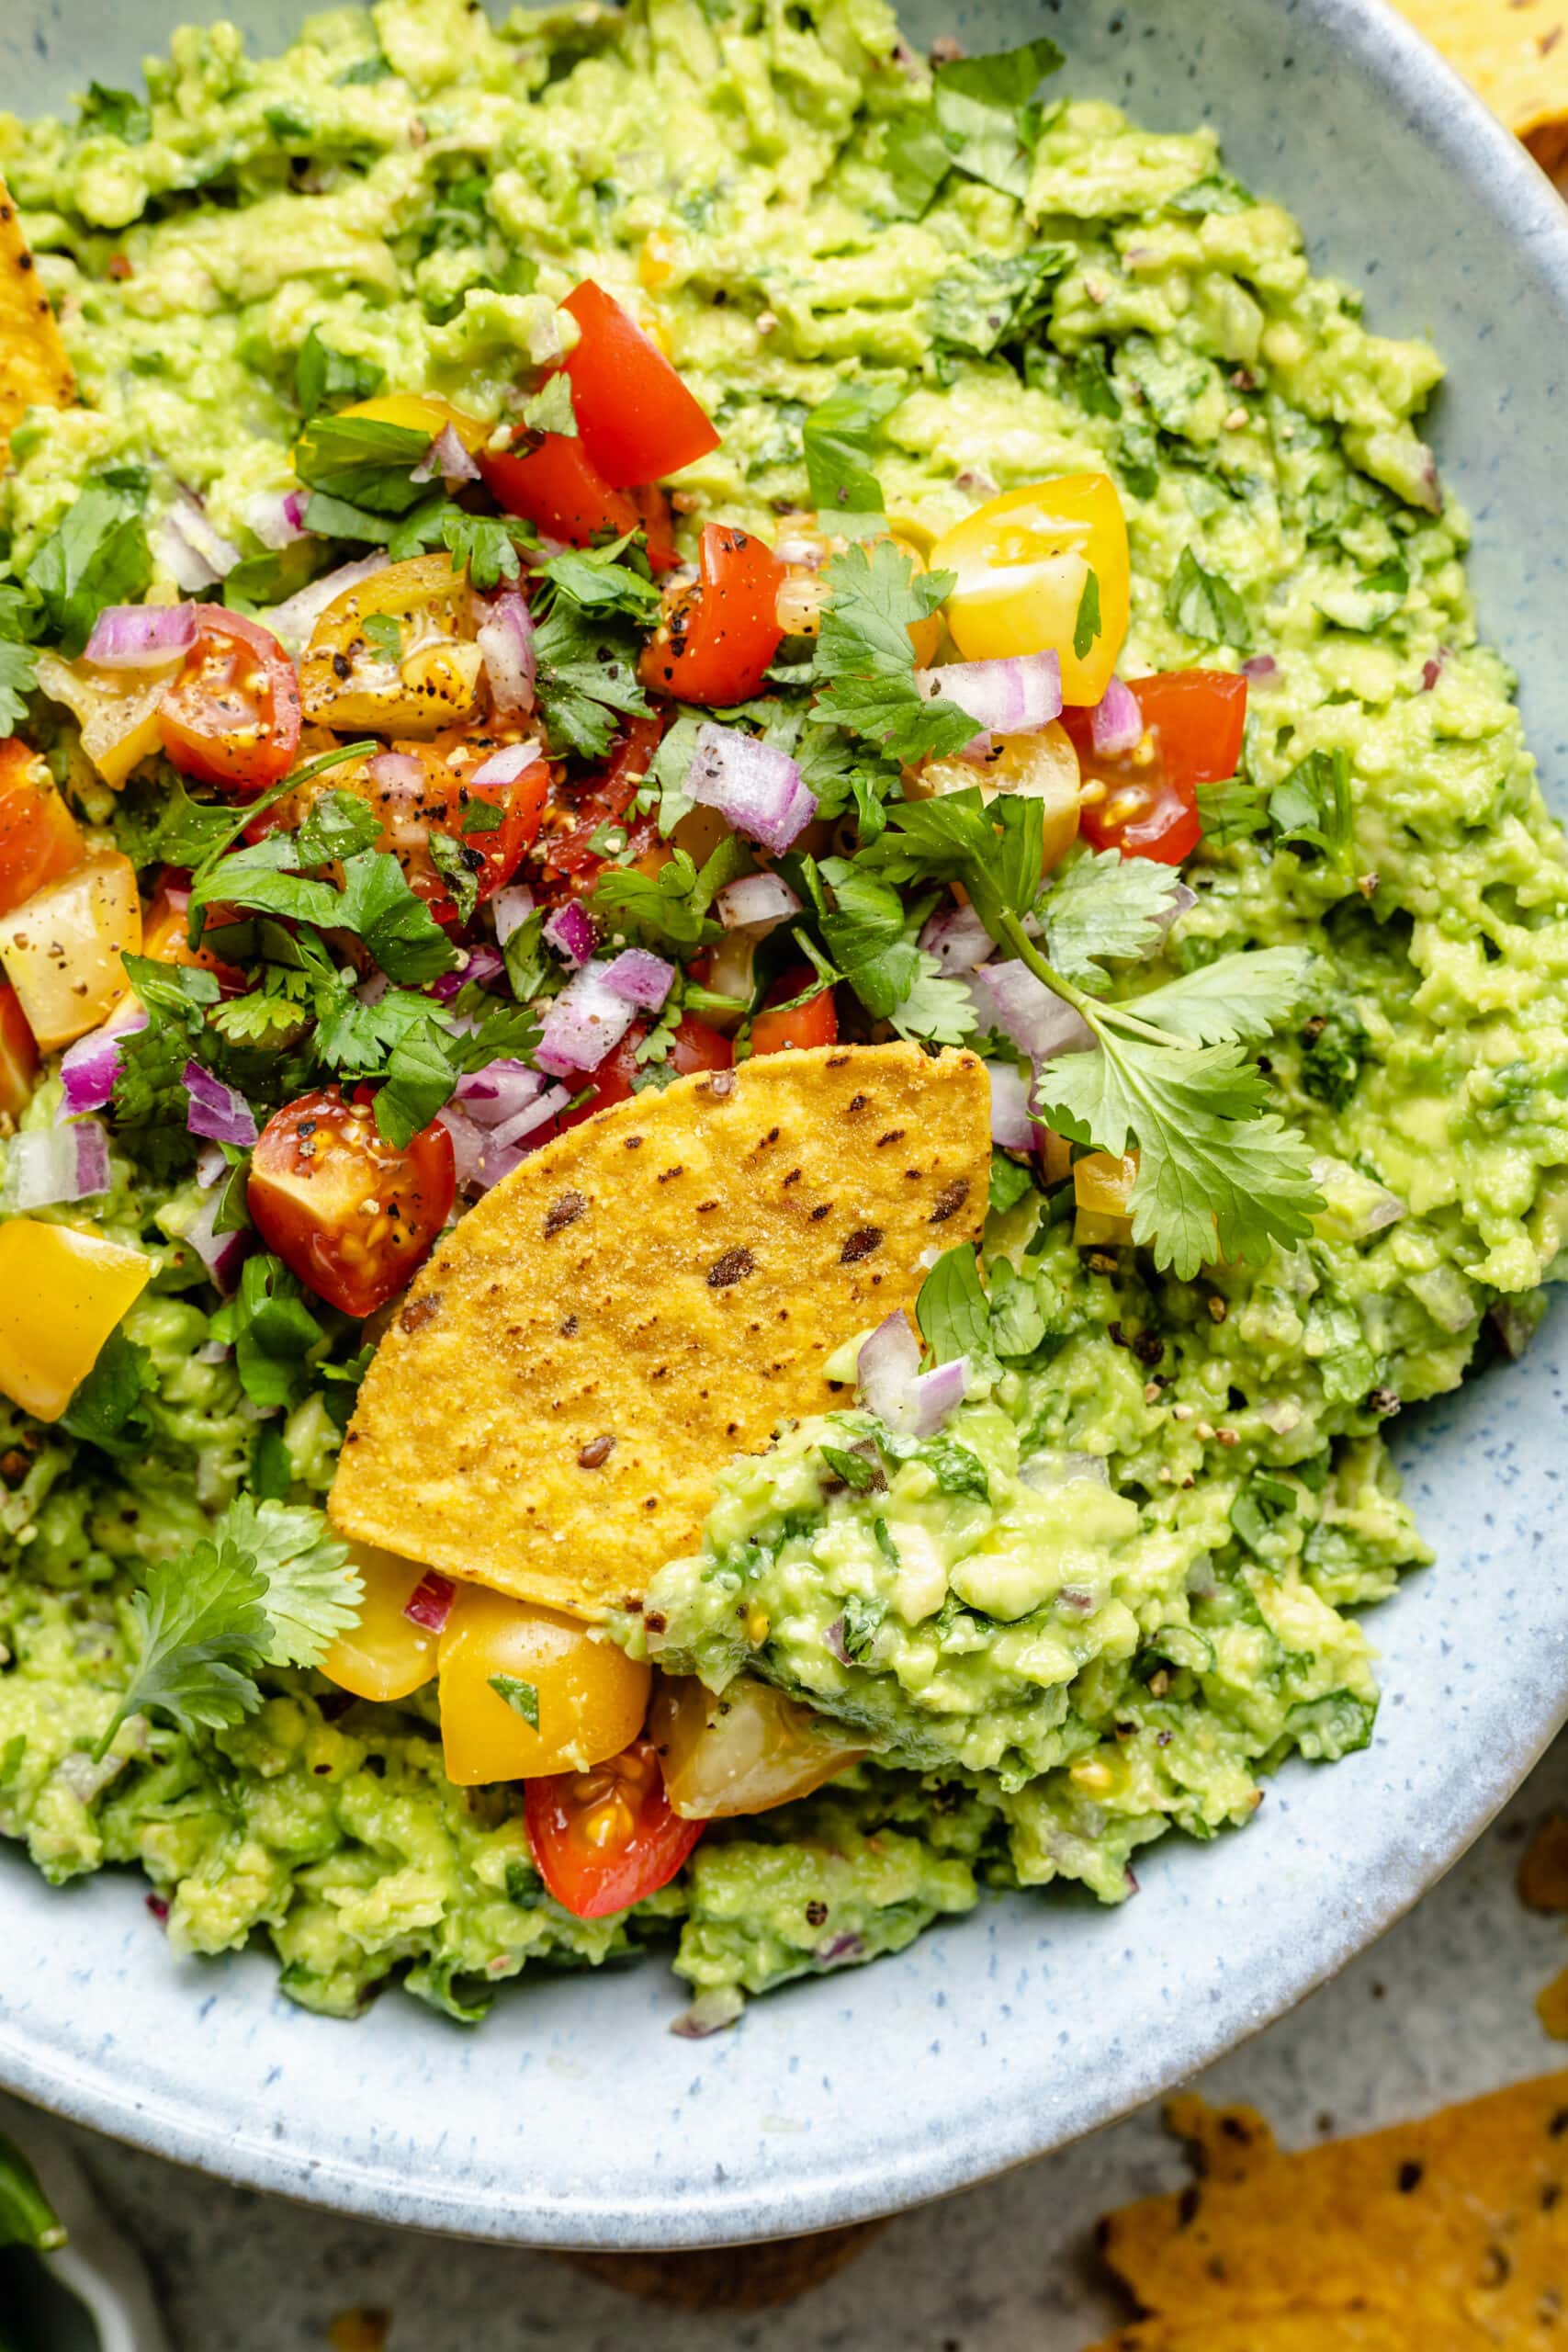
(1520, 1815, 1568, 1911)
(329, 1042, 989, 1617)
(1384, 0, 1568, 174)
(0, 179, 73, 461)
(1088, 2077, 1568, 2350)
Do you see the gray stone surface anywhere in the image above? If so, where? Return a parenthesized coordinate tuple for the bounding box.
(30, 1729, 1568, 2350)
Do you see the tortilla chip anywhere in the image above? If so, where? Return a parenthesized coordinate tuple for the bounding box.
(1384, 0, 1568, 175)
(1538, 1967, 1568, 2039)
(554, 2219, 888, 2310)
(329, 1042, 989, 1617)
(0, 180, 73, 461)
(1088, 2075, 1568, 2349)
(1520, 1815, 1568, 1912)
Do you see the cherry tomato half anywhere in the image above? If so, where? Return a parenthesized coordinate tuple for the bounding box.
(749, 966, 839, 1057)
(525, 1736, 704, 1920)
(0, 740, 83, 917)
(638, 525, 785, 707)
(247, 1084, 456, 1318)
(158, 608, 302, 796)
(480, 431, 646, 554)
(0, 981, 39, 1120)
(560, 278, 720, 489)
(1064, 670, 1247, 865)
(540, 712, 667, 888)
(334, 731, 550, 926)
(557, 1013, 733, 1132)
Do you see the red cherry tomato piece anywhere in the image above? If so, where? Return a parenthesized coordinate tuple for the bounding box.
(0, 981, 39, 1119)
(750, 965, 838, 1057)
(1064, 669, 1247, 865)
(561, 280, 720, 489)
(557, 1014, 733, 1132)
(525, 1736, 704, 1920)
(638, 525, 784, 707)
(247, 1085, 456, 1318)
(479, 431, 646, 554)
(541, 713, 667, 888)
(157, 608, 302, 797)
(0, 739, 84, 917)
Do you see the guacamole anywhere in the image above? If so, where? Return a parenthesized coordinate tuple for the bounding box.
(0, 0, 1561, 2026)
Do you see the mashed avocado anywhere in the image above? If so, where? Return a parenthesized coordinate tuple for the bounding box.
(0, 0, 1562, 2024)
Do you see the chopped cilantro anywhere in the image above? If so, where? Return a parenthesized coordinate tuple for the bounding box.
(802, 379, 906, 520)
(1165, 545, 1252, 651)
(1073, 567, 1101, 662)
(294, 327, 385, 420)
(520, 373, 578, 437)
(78, 81, 151, 142)
(489, 1674, 541, 1726)
(810, 540, 973, 763)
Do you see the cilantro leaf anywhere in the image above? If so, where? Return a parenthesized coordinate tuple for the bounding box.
(294, 327, 385, 420)
(294, 787, 384, 865)
(440, 506, 536, 591)
(1129, 945, 1311, 1044)
(591, 833, 750, 948)
(428, 829, 482, 927)
(1192, 777, 1271, 847)
(188, 834, 341, 930)
(1073, 345, 1122, 420)
(488, 1674, 540, 1726)
(220, 1496, 361, 1668)
(816, 856, 920, 1019)
(988, 1147, 1036, 1215)
(803, 379, 906, 521)
(536, 535, 661, 621)
(0, 640, 38, 738)
(293, 414, 432, 517)
(933, 37, 1063, 198)
(1073, 569, 1101, 662)
(1042, 850, 1182, 989)
(928, 249, 1069, 357)
(99, 1535, 269, 1754)
(520, 373, 577, 437)
(840, 1592, 887, 1657)
(336, 850, 459, 984)
(916, 1242, 999, 1374)
(22, 482, 152, 658)
(866, 787, 1044, 938)
(1267, 747, 1354, 863)
(882, 107, 954, 220)
(375, 1016, 457, 1147)
(225, 1254, 326, 1411)
(1168, 170, 1255, 217)
(1165, 545, 1252, 651)
(114, 766, 239, 870)
(1034, 1029, 1320, 1277)
(889, 954, 978, 1046)
(532, 603, 649, 759)
(79, 81, 151, 141)
(811, 540, 973, 763)
(60, 1330, 151, 1453)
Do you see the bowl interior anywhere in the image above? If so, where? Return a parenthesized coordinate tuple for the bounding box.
(4, 0, 1568, 2249)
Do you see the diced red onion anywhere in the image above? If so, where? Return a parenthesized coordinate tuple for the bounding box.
(181, 1186, 250, 1293)
(260, 552, 389, 657)
(196, 1338, 231, 1364)
(535, 962, 637, 1076)
(1153, 882, 1197, 941)
(367, 750, 424, 798)
(491, 884, 535, 945)
(195, 1140, 228, 1189)
(986, 1059, 1038, 1151)
(773, 534, 827, 570)
(182, 1059, 257, 1148)
(1490, 1299, 1537, 1361)
(154, 489, 240, 592)
(412, 424, 480, 488)
(955, 733, 994, 765)
(404, 1572, 456, 1633)
(484, 1085, 568, 1155)
(856, 1309, 969, 1438)
(455, 1060, 545, 1129)
(436, 1103, 488, 1189)
(244, 490, 309, 551)
(715, 872, 801, 933)
(84, 605, 196, 671)
(542, 901, 596, 967)
(919, 900, 991, 976)
(603, 948, 674, 1012)
(1421, 647, 1449, 692)
(476, 594, 536, 718)
(814, 1930, 865, 1967)
(687, 722, 817, 855)
(916, 651, 1062, 740)
(426, 943, 505, 1001)
(970, 962, 1096, 1061)
(59, 1007, 148, 1114)
(471, 739, 542, 789)
(670, 1985, 745, 2039)
(8, 1121, 111, 1209)
(1240, 654, 1279, 685)
(1089, 675, 1142, 756)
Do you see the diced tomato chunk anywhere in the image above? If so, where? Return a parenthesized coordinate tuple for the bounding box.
(561, 279, 720, 489)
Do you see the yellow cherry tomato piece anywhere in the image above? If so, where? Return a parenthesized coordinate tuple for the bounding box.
(650, 1675, 867, 1820)
(339, 394, 490, 455)
(931, 473, 1130, 705)
(34, 650, 177, 789)
(0, 852, 141, 1049)
(1073, 1148, 1138, 1248)
(0, 1219, 152, 1422)
(321, 1543, 442, 1703)
(911, 725, 1082, 874)
(437, 1585, 651, 1786)
(299, 554, 483, 740)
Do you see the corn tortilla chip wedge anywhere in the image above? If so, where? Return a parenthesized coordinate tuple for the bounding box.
(0, 180, 73, 461)
(1384, 0, 1568, 175)
(329, 1042, 989, 1617)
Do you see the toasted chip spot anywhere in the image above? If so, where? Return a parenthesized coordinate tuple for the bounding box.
(399, 1295, 441, 1335)
(707, 1247, 756, 1289)
(545, 1191, 587, 1237)
(578, 1433, 615, 1468)
(930, 1178, 971, 1225)
(840, 1227, 883, 1264)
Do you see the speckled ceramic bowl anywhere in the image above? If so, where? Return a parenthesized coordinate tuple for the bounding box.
(4, 0, 1568, 2251)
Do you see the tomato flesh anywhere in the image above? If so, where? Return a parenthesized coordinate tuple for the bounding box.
(0, 741, 84, 917)
(480, 433, 645, 552)
(247, 1085, 456, 1317)
(561, 279, 720, 488)
(557, 1014, 733, 1131)
(1065, 670, 1247, 865)
(638, 525, 784, 707)
(750, 966, 838, 1057)
(340, 732, 549, 926)
(540, 712, 666, 888)
(525, 1736, 703, 1919)
(158, 608, 301, 796)
(0, 982, 38, 1119)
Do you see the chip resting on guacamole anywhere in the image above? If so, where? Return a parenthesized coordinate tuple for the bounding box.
(0, 177, 72, 458)
(329, 1044, 989, 1614)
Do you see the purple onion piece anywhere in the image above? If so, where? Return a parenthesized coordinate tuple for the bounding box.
(687, 721, 817, 854)
(259, 552, 390, 657)
(970, 961, 1096, 1062)
(1239, 653, 1279, 684)
(919, 900, 991, 976)
(59, 1008, 148, 1114)
(915, 650, 1062, 741)
(906, 1357, 968, 1437)
(602, 946, 675, 1013)
(454, 1059, 544, 1128)
(823, 1617, 852, 1665)
(84, 605, 197, 671)
(436, 1102, 488, 1189)
(542, 900, 596, 967)
(670, 1985, 745, 2039)
(367, 750, 423, 797)
(7, 1125, 112, 1211)
(154, 490, 241, 592)
(404, 1572, 456, 1633)
(181, 1059, 258, 1148)
(491, 883, 535, 945)
(473, 1088, 570, 1188)
(471, 738, 541, 789)
(856, 1309, 921, 1420)
(715, 872, 801, 933)
(412, 423, 479, 487)
(426, 943, 505, 1001)
(1089, 674, 1142, 755)
(1421, 647, 1450, 692)
(476, 593, 536, 718)
(985, 1059, 1036, 1151)
(814, 1931, 865, 1968)
(182, 1187, 251, 1293)
(534, 961, 637, 1077)
(1153, 882, 1197, 942)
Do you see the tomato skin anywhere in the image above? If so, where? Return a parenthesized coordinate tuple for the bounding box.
(1064, 671, 1247, 865)
(638, 526, 784, 707)
(525, 1736, 704, 1920)
(561, 279, 720, 489)
(540, 712, 666, 888)
(931, 473, 1131, 706)
(480, 432, 644, 551)
(630, 483, 680, 577)
(0, 740, 84, 917)
(750, 966, 839, 1057)
(557, 1014, 733, 1132)
(158, 609, 302, 796)
(247, 1085, 456, 1318)
(0, 982, 39, 1119)
(299, 555, 481, 741)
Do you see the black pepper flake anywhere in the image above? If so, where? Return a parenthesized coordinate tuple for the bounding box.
(1367, 1386, 1401, 1418)
(929, 1178, 970, 1225)
(1396, 2159, 1424, 2193)
(544, 1190, 587, 1238)
(805, 1899, 829, 1928)
(1133, 1329, 1165, 1367)
(707, 1247, 756, 1288)
(840, 1227, 883, 1265)
(876, 1128, 906, 1148)
(578, 1433, 615, 1469)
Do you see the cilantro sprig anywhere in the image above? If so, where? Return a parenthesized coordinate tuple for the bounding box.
(810, 540, 975, 764)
